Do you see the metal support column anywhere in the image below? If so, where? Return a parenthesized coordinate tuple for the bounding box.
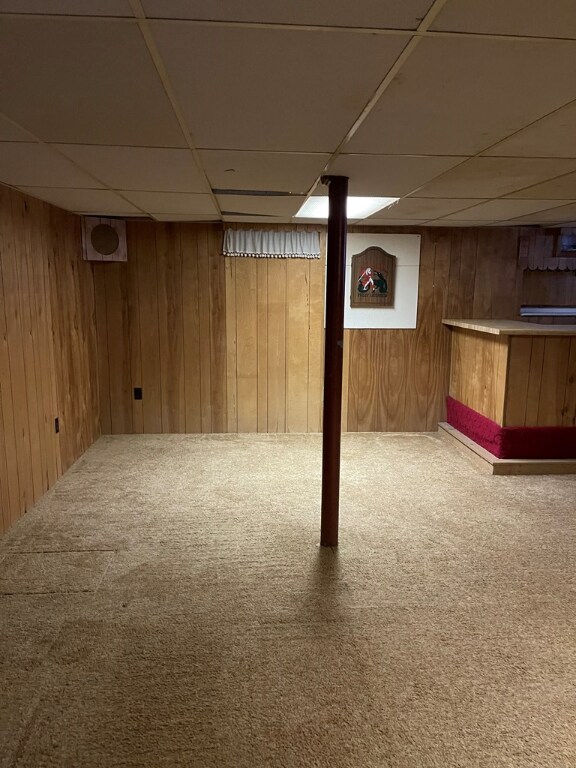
(320, 175, 348, 547)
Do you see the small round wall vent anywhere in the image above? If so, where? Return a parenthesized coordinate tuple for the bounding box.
(82, 217, 127, 262)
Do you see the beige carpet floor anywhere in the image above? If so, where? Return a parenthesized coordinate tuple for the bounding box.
(1, 432, 576, 768)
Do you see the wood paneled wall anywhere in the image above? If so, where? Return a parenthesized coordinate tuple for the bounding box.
(505, 336, 576, 427)
(344, 226, 522, 431)
(94, 222, 227, 434)
(94, 222, 325, 435)
(95, 223, 535, 437)
(448, 329, 509, 425)
(0, 187, 99, 534)
(224, 236, 325, 433)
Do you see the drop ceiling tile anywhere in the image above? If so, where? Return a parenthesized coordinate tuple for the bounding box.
(18, 187, 140, 214)
(347, 37, 576, 155)
(0, 0, 133, 13)
(505, 170, 576, 199)
(199, 150, 330, 193)
(0, 18, 184, 147)
(0, 114, 35, 141)
(57, 145, 208, 193)
(152, 213, 221, 222)
(327, 155, 466, 196)
(428, 220, 500, 227)
(217, 195, 305, 217)
(442, 199, 568, 222)
(0, 143, 104, 187)
(368, 197, 488, 219)
(353, 218, 427, 226)
(411, 157, 576, 198)
(484, 102, 576, 159)
(121, 191, 218, 215)
(143, 0, 433, 29)
(222, 215, 291, 224)
(503, 202, 576, 224)
(431, 0, 576, 39)
(152, 23, 409, 152)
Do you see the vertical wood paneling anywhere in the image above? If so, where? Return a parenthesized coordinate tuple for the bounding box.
(0, 196, 22, 526)
(524, 338, 545, 426)
(93, 221, 576, 440)
(12, 194, 43, 502)
(345, 225, 532, 433)
(157, 224, 185, 432)
(137, 222, 162, 433)
(286, 259, 310, 432)
(0, 187, 99, 535)
(127, 223, 143, 434)
(308, 241, 325, 433)
(182, 225, 202, 433)
(537, 338, 571, 426)
(504, 337, 532, 426)
(386, 331, 408, 431)
(209, 227, 227, 434)
(2, 191, 34, 514)
(256, 259, 268, 433)
(104, 263, 132, 434)
(235, 258, 258, 432)
(564, 339, 576, 427)
(224, 255, 238, 433)
(267, 258, 287, 433)
(197, 226, 213, 433)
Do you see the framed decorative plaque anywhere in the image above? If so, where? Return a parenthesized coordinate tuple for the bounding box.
(350, 246, 395, 308)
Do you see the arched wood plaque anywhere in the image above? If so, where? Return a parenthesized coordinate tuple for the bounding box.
(350, 246, 395, 308)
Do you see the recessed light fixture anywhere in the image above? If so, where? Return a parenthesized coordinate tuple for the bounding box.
(295, 196, 399, 220)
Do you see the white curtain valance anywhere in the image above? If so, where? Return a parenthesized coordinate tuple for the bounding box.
(223, 229, 320, 259)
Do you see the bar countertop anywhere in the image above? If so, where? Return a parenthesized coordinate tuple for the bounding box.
(442, 319, 576, 336)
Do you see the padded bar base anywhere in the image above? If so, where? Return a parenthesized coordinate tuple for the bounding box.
(446, 396, 576, 460)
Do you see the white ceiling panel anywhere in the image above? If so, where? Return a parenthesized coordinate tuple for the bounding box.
(503, 202, 576, 224)
(0, 115, 36, 142)
(366, 197, 488, 220)
(485, 101, 576, 158)
(327, 155, 466, 196)
(346, 37, 576, 155)
(152, 23, 409, 152)
(222, 215, 291, 223)
(0, 0, 133, 13)
(431, 0, 576, 39)
(152, 214, 221, 222)
(17, 187, 140, 214)
(0, 143, 104, 188)
(353, 218, 427, 226)
(505, 170, 576, 199)
(442, 199, 570, 221)
(0, 18, 184, 147)
(57, 145, 208, 193)
(217, 195, 305, 217)
(429, 221, 500, 227)
(121, 191, 218, 215)
(410, 157, 576, 198)
(143, 0, 433, 29)
(199, 150, 330, 193)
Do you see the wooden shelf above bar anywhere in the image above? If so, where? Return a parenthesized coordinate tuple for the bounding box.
(442, 318, 576, 336)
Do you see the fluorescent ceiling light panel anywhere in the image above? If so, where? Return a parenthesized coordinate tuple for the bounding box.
(295, 196, 399, 219)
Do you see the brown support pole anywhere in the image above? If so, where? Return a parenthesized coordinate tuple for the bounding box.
(320, 175, 348, 548)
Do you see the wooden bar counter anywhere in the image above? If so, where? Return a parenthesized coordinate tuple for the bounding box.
(440, 319, 576, 473)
